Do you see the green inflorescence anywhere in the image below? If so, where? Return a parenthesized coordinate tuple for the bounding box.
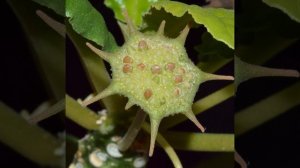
(82, 13, 233, 156)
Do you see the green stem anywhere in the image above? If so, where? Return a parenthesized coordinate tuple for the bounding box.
(0, 102, 61, 167)
(118, 109, 146, 151)
(142, 123, 183, 168)
(164, 131, 234, 152)
(235, 82, 300, 136)
(66, 95, 100, 130)
(29, 98, 65, 124)
(160, 84, 234, 131)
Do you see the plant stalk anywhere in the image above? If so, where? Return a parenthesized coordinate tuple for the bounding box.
(118, 109, 147, 151)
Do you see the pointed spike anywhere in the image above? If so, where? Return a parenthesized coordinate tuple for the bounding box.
(86, 42, 111, 62)
(117, 21, 129, 41)
(125, 100, 135, 110)
(82, 86, 115, 107)
(122, 10, 136, 34)
(185, 110, 205, 132)
(149, 117, 161, 157)
(202, 72, 234, 82)
(157, 20, 166, 35)
(36, 10, 65, 37)
(177, 24, 190, 44)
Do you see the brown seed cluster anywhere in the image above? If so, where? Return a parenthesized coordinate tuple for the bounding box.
(123, 56, 133, 64)
(122, 56, 134, 73)
(175, 75, 183, 84)
(137, 63, 145, 70)
(151, 65, 162, 74)
(144, 89, 152, 100)
(138, 40, 148, 50)
(165, 63, 175, 72)
(123, 64, 132, 73)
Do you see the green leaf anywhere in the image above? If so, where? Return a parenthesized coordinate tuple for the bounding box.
(235, 57, 299, 86)
(164, 131, 234, 152)
(104, 0, 165, 27)
(195, 32, 234, 61)
(66, 95, 100, 130)
(67, 23, 126, 115)
(235, 82, 300, 136)
(32, 0, 65, 16)
(263, 0, 300, 23)
(8, 0, 65, 100)
(0, 102, 61, 166)
(66, 0, 117, 52)
(150, 1, 234, 49)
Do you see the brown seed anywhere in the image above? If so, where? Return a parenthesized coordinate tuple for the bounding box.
(151, 65, 161, 74)
(138, 40, 148, 50)
(144, 89, 152, 100)
(179, 67, 186, 74)
(123, 64, 132, 73)
(174, 88, 180, 96)
(175, 75, 183, 83)
(137, 63, 146, 70)
(123, 56, 133, 64)
(165, 63, 175, 71)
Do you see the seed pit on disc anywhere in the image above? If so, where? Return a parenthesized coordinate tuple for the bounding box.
(175, 75, 183, 83)
(138, 40, 148, 50)
(178, 67, 186, 74)
(165, 63, 175, 72)
(144, 89, 152, 100)
(123, 56, 133, 64)
(151, 65, 161, 74)
(137, 63, 146, 70)
(174, 88, 180, 96)
(123, 64, 133, 73)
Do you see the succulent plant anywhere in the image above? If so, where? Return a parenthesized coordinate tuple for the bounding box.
(82, 12, 234, 156)
(69, 131, 147, 168)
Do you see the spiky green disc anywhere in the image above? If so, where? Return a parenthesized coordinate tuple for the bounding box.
(110, 32, 203, 120)
(84, 18, 233, 156)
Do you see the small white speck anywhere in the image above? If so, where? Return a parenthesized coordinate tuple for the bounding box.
(111, 135, 122, 142)
(89, 149, 107, 167)
(133, 157, 147, 168)
(97, 109, 107, 116)
(106, 143, 123, 158)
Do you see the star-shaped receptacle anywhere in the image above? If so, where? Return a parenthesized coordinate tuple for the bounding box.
(82, 13, 234, 156)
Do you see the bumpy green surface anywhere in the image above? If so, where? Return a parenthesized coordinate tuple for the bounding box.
(85, 18, 232, 156)
(110, 32, 203, 120)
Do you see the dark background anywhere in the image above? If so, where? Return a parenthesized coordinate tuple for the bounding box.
(1, 0, 299, 167)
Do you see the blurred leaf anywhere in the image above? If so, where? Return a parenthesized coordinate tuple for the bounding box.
(104, 0, 165, 27)
(66, 95, 100, 130)
(236, 34, 297, 64)
(8, 0, 65, 100)
(195, 32, 233, 61)
(149, 1, 234, 49)
(0, 102, 61, 166)
(235, 57, 299, 86)
(164, 131, 234, 152)
(236, 0, 300, 45)
(193, 153, 233, 168)
(32, 0, 65, 16)
(67, 23, 126, 115)
(66, 134, 78, 165)
(263, 0, 300, 23)
(235, 82, 300, 136)
(66, 0, 117, 52)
